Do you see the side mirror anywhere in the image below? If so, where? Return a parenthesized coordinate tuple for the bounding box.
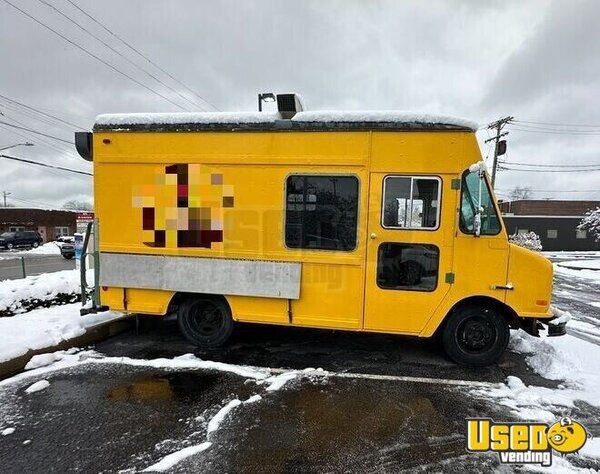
(468, 161, 486, 237)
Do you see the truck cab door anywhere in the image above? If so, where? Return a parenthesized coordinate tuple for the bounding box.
(364, 173, 455, 334)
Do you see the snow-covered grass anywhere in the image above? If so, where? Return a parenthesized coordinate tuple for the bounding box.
(0, 269, 85, 316)
(0, 303, 122, 363)
(1, 242, 62, 256)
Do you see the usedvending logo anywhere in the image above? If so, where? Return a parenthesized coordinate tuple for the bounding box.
(467, 417, 590, 466)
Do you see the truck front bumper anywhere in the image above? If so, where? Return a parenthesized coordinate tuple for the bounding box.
(543, 306, 570, 337)
(519, 306, 570, 337)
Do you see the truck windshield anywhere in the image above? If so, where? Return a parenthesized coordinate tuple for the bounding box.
(459, 170, 501, 235)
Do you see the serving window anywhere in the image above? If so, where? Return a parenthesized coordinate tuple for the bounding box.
(285, 175, 359, 251)
(382, 176, 441, 230)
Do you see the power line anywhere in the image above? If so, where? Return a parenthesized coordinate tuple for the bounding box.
(0, 120, 81, 162)
(37, 0, 207, 112)
(0, 153, 92, 176)
(503, 162, 600, 168)
(1, 0, 190, 112)
(508, 127, 600, 136)
(8, 195, 61, 209)
(64, 0, 220, 112)
(497, 188, 600, 193)
(0, 93, 86, 131)
(514, 119, 600, 128)
(510, 123, 600, 133)
(0, 121, 74, 145)
(499, 166, 600, 173)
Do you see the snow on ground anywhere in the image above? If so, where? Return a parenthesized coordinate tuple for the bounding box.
(2, 242, 62, 256)
(0, 303, 122, 363)
(263, 371, 298, 391)
(557, 259, 600, 271)
(24, 380, 49, 394)
(472, 330, 600, 419)
(543, 251, 600, 259)
(142, 442, 212, 472)
(554, 263, 600, 282)
(0, 269, 86, 314)
(0, 349, 305, 472)
(206, 399, 242, 436)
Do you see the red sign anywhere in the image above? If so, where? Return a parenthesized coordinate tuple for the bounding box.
(76, 212, 94, 222)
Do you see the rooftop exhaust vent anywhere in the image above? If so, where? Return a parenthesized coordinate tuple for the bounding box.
(276, 93, 304, 119)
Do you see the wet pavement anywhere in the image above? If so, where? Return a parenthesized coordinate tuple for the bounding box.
(0, 254, 74, 280)
(0, 261, 599, 473)
(0, 361, 506, 473)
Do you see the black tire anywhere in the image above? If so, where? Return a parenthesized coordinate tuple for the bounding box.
(6, 243, 13, 250)
(442, 304, 509, 366)
(63, 254, 74, 260)
(177, 297, 234, 348)
(32, 241, 39, 248)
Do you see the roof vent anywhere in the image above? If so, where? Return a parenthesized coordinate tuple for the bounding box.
(276, 93, 304, 119)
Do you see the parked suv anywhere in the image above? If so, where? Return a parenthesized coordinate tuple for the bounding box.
(0, 231, 43, 250)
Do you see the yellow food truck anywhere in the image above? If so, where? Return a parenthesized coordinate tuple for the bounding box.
(75, 94, 567, 366)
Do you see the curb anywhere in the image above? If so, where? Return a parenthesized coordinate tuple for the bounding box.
(0, 317, 134, 380)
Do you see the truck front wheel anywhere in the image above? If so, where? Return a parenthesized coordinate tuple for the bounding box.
(178, 297, 234, 348)
(442, 304, 509, 366)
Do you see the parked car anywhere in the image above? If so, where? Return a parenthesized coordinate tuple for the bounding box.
(56, 235, 75, 244)
(60, 242, 75, 259)
(0, 231, 43, 250)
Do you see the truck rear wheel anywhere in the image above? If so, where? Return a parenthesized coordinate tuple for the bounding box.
(442, 304, 509, 366)
(177, 297, 234, 348)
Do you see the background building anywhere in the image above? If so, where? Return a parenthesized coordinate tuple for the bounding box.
(500, 200, 600, 251)
(0, 208, 76, 242)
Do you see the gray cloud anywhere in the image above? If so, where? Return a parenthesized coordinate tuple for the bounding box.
(0, 0, 598, 207)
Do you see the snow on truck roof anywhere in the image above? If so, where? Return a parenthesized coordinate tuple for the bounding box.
(94, 110, 478, 132)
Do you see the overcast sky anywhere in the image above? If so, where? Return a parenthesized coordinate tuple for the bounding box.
(0, 0, 599, 208)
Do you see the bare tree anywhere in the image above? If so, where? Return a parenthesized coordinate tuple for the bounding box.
(509, 186, 532, 201)
(62, 199, 93, 211)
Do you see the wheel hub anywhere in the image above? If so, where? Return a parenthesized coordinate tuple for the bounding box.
(190, 303, 223, 336)
(458, 317, 496, 352)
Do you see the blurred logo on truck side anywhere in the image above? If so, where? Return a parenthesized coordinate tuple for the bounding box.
(132, 163, 234, 248)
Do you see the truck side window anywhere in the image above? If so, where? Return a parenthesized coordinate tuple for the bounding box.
(285, 175, 359, 251)
(377, 243, 439, 291)
(382, 176, 440, 230)
(459, 171, 501, 235)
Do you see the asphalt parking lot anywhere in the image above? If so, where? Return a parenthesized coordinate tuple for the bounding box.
(0, 264, 599, 473)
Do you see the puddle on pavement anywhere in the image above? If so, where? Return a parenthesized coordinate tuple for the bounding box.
(191, 379, 479, 473)
(107, 372, 226, 403)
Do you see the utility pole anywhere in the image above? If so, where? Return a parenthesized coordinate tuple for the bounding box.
(485, 116, 513, 188)
(2, 191, 11, 207)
